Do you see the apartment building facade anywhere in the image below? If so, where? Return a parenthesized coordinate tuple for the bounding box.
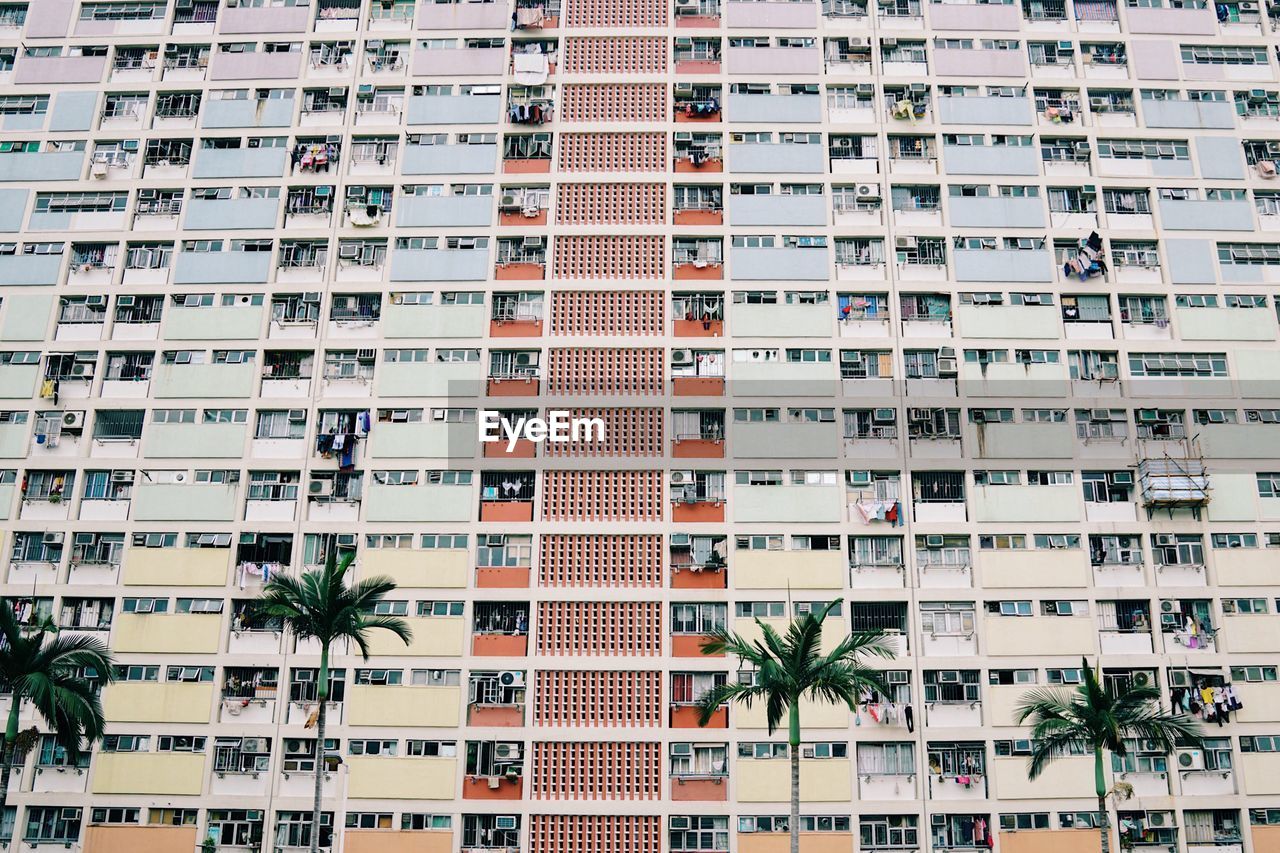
(2, 0, 1280, 851)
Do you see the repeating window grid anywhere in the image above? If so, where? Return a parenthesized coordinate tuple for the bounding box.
(560, 84, 668, 123)
(558, 132, 667, 172)
(560, 37, 667, 75)
(529, 815, 661, 853)
(555, 183, 666, 226)
(546, 347, 665, 395)
(538, 534, 662, 587)
(535, 601, 663, 656)
(533, 670, 661, 727)
(550, 290, 665, 337)
(530, 741, 661, 799)
(563, 0, 668, 28)
(541, 470, 664, 521)
(542, 408, 664, 458)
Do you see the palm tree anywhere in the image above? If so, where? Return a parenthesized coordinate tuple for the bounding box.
(1016, 657, 1203, 853)
(0, 601, 115, 816)
(254, 546, 413, 853)
(695, 598, 895, 853)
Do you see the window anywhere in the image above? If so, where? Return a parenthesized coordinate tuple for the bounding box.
(670, 816, 728, 853)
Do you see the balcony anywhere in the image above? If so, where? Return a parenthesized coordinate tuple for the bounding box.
(933, 46, 1025, 77)
(726, 93, 822, 124)
(729, 194, 825, 227)
(737, 756, 852, 803)
(0, 150, 84, 182)
(416, 0, 510, 29)
(947, 196, 1046, 229)
(730, 142, 825, 174)
(730, 301, 829, 337)
(413, 46, 505, 76)
(954, 248, 1054, 283)
(1158, 197, 1254, 232)
(733, 420, 839, 459)
(1142, 98, 1236, 129)
(347, 756, 456, 800)
(191, 147, 288, 179)
(208, 50, 303, 81)
(726, 46, 820, 75)
(943, 145, 1040, 176)
(403, 142, 498, 175)
(390, 247, 489, 281)
(938, 95, 1032, 125)
(733, 483, 842, 523)
(219, 5, 310, 33)
(396, 195, 493, 227)
(736, 550, 844, 590)
(408, 93, 503, 125)
(730, 246, 828, 281)
(202, 98, 294, 128)
(14, 53, 108, 85)
(92, 752, 206, 796)
(725, 0, 817, 27)
(365, 483, 474, 522)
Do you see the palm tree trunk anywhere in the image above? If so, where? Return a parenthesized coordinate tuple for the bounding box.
(1094, 748, 1111, 853)
(788, 703, 800, 853)
(0, 699, 19, 817)
(311, 646, 329, 853)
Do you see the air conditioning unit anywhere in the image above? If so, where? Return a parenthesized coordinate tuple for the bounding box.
(302, 291, 322, 303)
(497, 670, 525, 689)
(1154, 534, 1176, 546)
(356, 348, 376, 360)
(499, 194, 520, 210)
(1148, 812, 1171, 828)
(674, 131, 694, 143)
(495, 816, 519, 831)
(1091, 408, 1112, 422)
(674, 82, 695, 96)
(671, 348, 694, 365)
(1137, 409, 1160, 422)
(1176, 748, 1204, 770)
(1057, 40, 1075, 52)
(84, 295, 106, 308)
(70, 363, 94, 378)
(971, 409, 986, 423)
(485, 534, 505, 546)
(522, 236, 544, 249)
(43, 532, 65, 545)
(309, 479, 334, 497)
(1160, 600, 1181, 614)
(116, 295, 135, 307)
(671, 470, 693, 485)
(241, 737, 269, 753)
(1074, 141, 1092, 154)
(287, 409, 307, 422)
(669, 817, 691, 831)
(62, 411, 85, 430)
(336, 533, 357, 547)
(854, 182, 881, 199)
(937, 358, 958, 375)
(495, 742, 522, 759)
(873, 407, 895, 423)
(895, 236, 917, 249)
(110, 470, 133, 483)
(924, 534, 945, 549)
(670, 533, 692, 547)
(855, 83, 876, 95)
(1111, 471, 1133, 485)
(285, 739, 309, 755)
